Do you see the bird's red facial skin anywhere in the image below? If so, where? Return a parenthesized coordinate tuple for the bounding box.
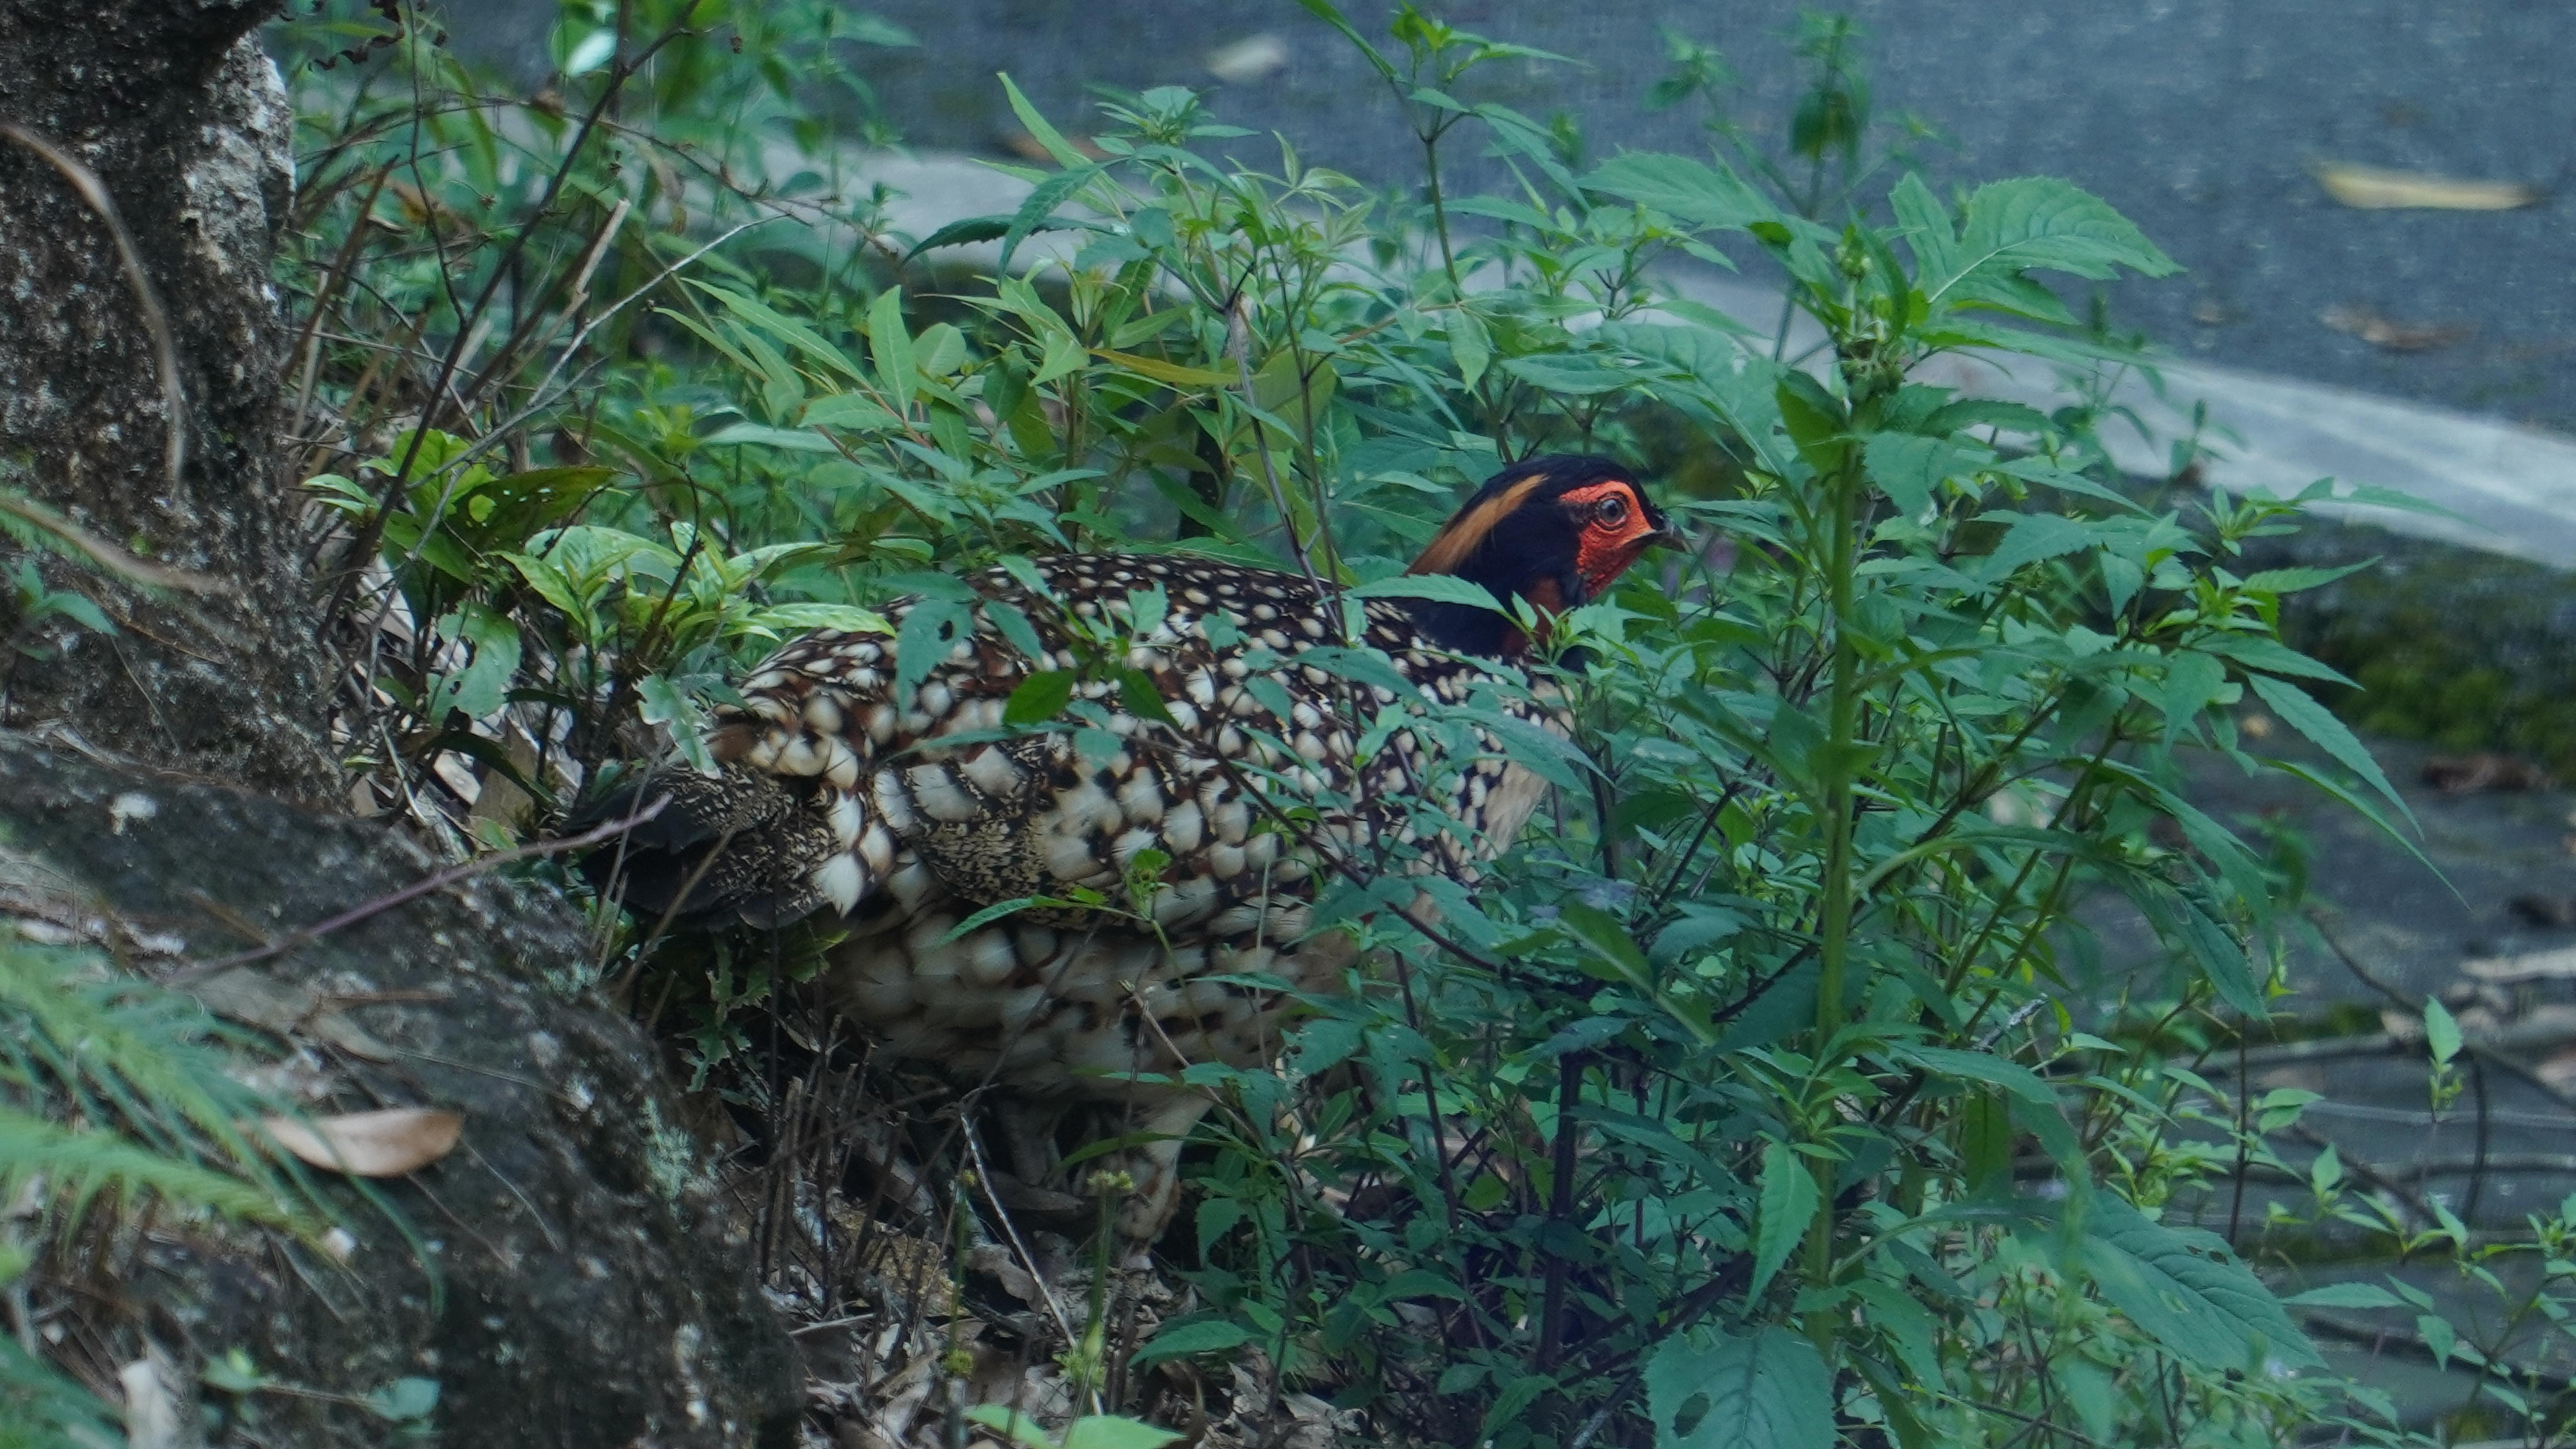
(1563, 480, 1660, 597)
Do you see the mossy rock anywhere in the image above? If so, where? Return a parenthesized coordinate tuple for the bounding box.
(2246, 518, 2576, 776)
(0, 735, 801, 1447)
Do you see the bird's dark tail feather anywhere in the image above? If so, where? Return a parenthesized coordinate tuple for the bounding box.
(574, 764, 838, 930)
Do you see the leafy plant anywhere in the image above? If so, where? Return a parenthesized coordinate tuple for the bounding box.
(0, 929, 332, 1446)
(256, 4, 2533, 1448)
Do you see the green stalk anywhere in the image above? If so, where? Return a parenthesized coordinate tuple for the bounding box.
(1803, 443, 1864, 1352)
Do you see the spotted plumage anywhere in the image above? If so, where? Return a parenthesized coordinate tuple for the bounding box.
(586, 455, 1677, 1234)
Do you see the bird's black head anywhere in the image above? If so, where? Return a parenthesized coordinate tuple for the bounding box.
(1401, 455, 1680, 657)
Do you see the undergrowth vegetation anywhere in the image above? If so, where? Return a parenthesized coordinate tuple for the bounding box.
(12, 2, 2574, 1446)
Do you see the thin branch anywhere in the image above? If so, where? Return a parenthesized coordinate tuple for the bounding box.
(0, 123, 185, 489)
(164, 797, 668, 982)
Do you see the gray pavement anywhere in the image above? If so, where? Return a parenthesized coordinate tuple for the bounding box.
(433, 0, 2576, 433)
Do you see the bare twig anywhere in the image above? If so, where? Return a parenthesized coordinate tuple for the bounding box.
(0, 489, 229, 597)
(164, 797, 668, 982)
(0, 123, 185, 488)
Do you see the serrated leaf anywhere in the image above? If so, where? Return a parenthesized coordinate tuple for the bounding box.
(1923, 177, 2176, 320)
(363, 1376, 442, 1422)
(1895, 1045, 2055, 1106)
(1091, 348, 1236, 388)
(2240, 560, 2375, 595)
(1923, 397, 2054, 437)
(1347, 574, 1505, 611)
(750, 603, 892, 635)
(1643, 1325, 1833, 1449)
(426, 603, 521, 723)
(893, 596, 971, 702)
(1005, 670, 1076, 726)
(1864, 433, 1993, 516)
(2080, 1195, 2321, 1370)
(1118, 667, 1178, 725)
(2202, 633, 2357, 687)
(1449, 306, 1491, 391)
(2423, 997, 2462, 1064)
(636, 674, 715, 776)
(1060, 1417, 1187, 1449)
(2245, 673, 2409, 820)
(1983, 512, 2099, 574)
(998, 71, 1091, 167)
(2284, 1281, 2406, 1310)
(867, 288, 915, 414)
(1557, 901, 1652, 991)
(1747, 1140, 1818, 1304)
(2129, 879, 2267, 1018)
(1583, 152, 1775, 232)
(1128, 1318, 1258, 1368)
(1498, 353, 1637, 394)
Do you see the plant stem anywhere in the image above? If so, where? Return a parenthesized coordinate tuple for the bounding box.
(1803, 444, 1864, 1353)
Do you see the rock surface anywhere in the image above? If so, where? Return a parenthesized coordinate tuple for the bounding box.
(0, 1, 336, 799)
(0, 733, 801, 1446)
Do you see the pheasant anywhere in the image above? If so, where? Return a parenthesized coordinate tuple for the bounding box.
(587, 455, 1677, 1236)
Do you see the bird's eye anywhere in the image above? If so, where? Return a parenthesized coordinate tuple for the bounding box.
(1593, 495, 1629, 527)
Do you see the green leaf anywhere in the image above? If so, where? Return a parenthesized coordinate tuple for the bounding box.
(2245, 673, 2411, 820)
(894, 597, 972, 702)
(1288, 0, 1400, 84)
(2284, 1282, 2406, 1310)
(363, 1376, 442, 1423)
(997, 72, 1091, 167)
(2423, 997, 2462, 1065)
(1924, 177, 2178, 318)
(937, 897, 1041, 945)
(804, 392, 905, 433)
(2202, 633, 2357, 688)
(2078, 1195, 2321, 1371)
(1347, 574, 1504, 611)
(750, 603, 893, 636)
(636, 674, 714, 776)
(1128, 1318, 1258, 1368)
(1894, 1045, 2055, 1106)
(1061, 1417, 1188, 1449)
(1005, 670, 1077, 726)
(2241, 560, 2375, 595)
(425, 603, 522, 723)
(867, 287, 916, 415)
(1747, 1139, 1818, 1304)
(1448, 306, 1492, 392)
(703, 422, 839, 453)
(1583, 152, 1775, 232)
(2129, 879, 2267, 1019)
(1557, 901, 1652, 991)
(965, 1407, 1056, 1449)
(1118, 667, 1179, 725)
(1498, 353, 1637, 394)
(1982, 512, 2098, 574)
(1923, 397, 2054, 437)
(1002, 161, 1109, 272)
(1643, 1325, 1833, 1449)
(1863, 433, 1992, 516)
(1091, 348, 1235, 388)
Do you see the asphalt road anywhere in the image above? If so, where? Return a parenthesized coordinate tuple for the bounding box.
(428, 1, 2576, 428)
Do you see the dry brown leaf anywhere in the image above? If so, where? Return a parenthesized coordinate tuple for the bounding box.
(262, 1107, 462, 1177)
(181, 966, 398, 1061)
(1205, 33, 1289, 82)
(2540, 1047, 2576, 1090)
(2320, 303, 2475, 352)
(2311, 160, 2541, 211)
(998, 130, 1107, 163)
